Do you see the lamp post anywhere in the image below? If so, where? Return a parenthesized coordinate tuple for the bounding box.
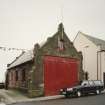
(97, 51, 99, 80)
(97, 44, 101, 80)
(97, 44, 104, 80)
(97, 50, 105, 80)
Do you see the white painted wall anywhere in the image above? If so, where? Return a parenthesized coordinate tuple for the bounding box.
(74, 32, 98, 80)
(100, 51, 105, 81)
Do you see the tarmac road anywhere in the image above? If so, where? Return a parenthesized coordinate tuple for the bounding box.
(11, 93, 105, 105)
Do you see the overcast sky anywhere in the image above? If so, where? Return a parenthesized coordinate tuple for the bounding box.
(0, 0, 105, 82)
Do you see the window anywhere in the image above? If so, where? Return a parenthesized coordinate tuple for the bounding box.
(22, 69, 26, 81)
(94, 80, 102, 85)
(85, 71, 89, 80)
(89, 81, 94, 86)
(10, 71, 13, 81)
(15, 71, 18, 81)
(81, 81, 89, 86)
(58, 37, 65, 51)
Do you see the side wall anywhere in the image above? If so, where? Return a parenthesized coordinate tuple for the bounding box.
(74, 32, 98, 80)
(7, 61, 33, 92)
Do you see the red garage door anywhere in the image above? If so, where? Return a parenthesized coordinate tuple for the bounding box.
(44, 56, 79, 96)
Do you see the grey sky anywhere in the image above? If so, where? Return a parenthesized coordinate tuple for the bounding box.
(0, 0, 105, 82)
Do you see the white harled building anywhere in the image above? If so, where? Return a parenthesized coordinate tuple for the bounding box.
(73, 31, 105, 83)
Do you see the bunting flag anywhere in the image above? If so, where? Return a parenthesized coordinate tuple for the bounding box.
(0, 46, 28, 52)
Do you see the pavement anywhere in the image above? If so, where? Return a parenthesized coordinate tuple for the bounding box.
(10, 93, 105, 105)
(0, 89, 105, 105)
(0, 89, 64, 105)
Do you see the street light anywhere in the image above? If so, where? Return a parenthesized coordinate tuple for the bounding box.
(96, 44, 105, 80)
(97, 44, 105, 80)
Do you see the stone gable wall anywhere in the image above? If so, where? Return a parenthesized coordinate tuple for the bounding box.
(29, 30, 83, 97)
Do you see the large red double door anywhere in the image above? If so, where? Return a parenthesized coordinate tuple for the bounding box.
(44, 56, 79, 96)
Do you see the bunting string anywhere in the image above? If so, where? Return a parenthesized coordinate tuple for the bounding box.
(0, 46, 28, 52)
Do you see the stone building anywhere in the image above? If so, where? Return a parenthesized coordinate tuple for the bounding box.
(6, 23, 83, 97)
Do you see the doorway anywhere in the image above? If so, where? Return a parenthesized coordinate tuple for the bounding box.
(103, 72, 105, 88)
(44, 56, 79, 96)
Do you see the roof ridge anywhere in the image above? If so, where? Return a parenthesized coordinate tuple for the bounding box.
(8, 51, 25, 67)
(7, 50, 33, 69)
(81, 32, 105, 43)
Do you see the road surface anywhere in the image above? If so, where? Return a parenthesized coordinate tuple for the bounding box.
(11, 93, 105, 105)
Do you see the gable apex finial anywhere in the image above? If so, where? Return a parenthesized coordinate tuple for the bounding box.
(58, 23, 64, 32)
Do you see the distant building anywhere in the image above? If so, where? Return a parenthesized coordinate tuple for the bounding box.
(74, 31, 105, 84)
(6, 23, 83, 97)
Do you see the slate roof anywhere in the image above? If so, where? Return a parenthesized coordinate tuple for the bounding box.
(80, 32, 105, 50)
(8, 50, 34, 69)
(7, 40, 49, 69)
(7, 23, 67, 70)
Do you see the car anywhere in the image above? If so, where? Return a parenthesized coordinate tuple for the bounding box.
(0, 83, 4, 89)
(60, 80, 104, 98)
